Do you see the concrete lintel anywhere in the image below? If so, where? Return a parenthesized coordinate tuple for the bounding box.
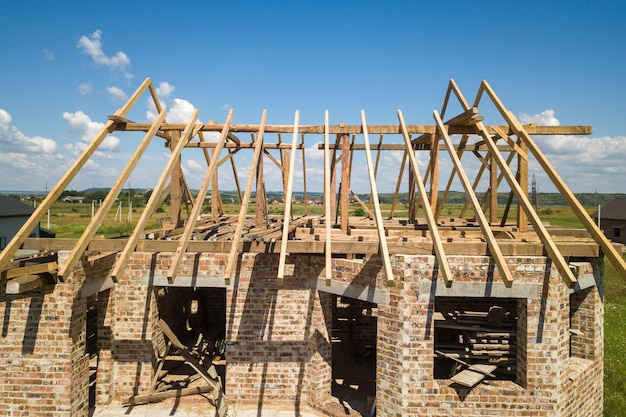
(309, 277, 390, 305)
(141, 274, 232, 288)
(421, 281, 541, 299)
(567, 273, 597, 294)
(80, 276, 115, 299)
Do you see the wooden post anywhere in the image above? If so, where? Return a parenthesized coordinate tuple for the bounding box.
(517, 140, 529, 231)
(169, 129, 182, 227)
(490, 153, 498, 225)
(324, 111, 332, 286)
(340, 133, 351, 232)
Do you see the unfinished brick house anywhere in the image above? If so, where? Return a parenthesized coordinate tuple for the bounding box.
(1, 78, 623, 416)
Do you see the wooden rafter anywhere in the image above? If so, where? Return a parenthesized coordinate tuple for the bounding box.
(398, 110, 453, 286)
(0, 78, 155, 272)
(110, 109, 200, 282)
(224, 110, 267, 284)
(434, 110, 514, 287)
(58, 109, 167, 279)
(480, 80, 626, 280)
(277, 111, 300, 286)
(361, 110, 394, 284)
(167, 110, 234, 283)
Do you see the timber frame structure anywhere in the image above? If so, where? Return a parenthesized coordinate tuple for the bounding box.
(1, 78, 624, 416)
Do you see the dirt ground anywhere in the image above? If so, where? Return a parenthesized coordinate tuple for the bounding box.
(92, 400, 328, 417)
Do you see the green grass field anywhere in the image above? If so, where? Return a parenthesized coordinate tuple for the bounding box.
(42, 200, 625, 414)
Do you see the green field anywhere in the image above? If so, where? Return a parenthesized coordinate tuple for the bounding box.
(35, 200, 626, 414)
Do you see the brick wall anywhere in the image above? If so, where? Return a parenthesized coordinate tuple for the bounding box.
(0, 250, 603, 416)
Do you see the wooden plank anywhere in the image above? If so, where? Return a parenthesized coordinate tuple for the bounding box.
(6, 274, 55, 294)
(109, 109, 199, 282)
(277, 111, 300, 286)
(324, 111, 332, 286)
(398, 110, 454, 286)
(434, 111, 514, 287)
(167, 110, 233, 283)
(481, 80, 626, 281)
(224, 110, 267, 283)
(123, 385, 215, 406)
(4, 261, 57, 279)
(361, 110, 394, 284)
(117, 122, 592, 136)
(340, 133, 351, 232)
(59, 110, 167, 279)
(451, 369, 485, 387)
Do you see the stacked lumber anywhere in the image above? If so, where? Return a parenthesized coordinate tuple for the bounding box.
(434, 303, 517, 380)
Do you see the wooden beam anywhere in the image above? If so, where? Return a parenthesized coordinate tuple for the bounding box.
(434, 111, 514, 287)
(6, 273, 55, 294)
(277, 111, 300, 286)
(116, 122, 592, 136)
(167, 110, 233, 283)
(324, 111, 332, 286)
(340, 133, 351, 232)
(110, 109, 199, 282)
(123, 385, 215, 406)
(474, 120, 577, 287)
(3, 261, 57, 280)
(0, 78, 153, 272)
(398, 110, 453, 286)
(481, 79, 626, 281)
(361, 110, 394, 284)
(59, 110, 167, 279)
(224, 110, 266, 284)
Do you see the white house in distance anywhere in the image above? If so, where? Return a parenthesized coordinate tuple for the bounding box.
(0, 195, 54, 251)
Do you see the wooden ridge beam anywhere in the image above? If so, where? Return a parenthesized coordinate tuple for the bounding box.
(113, 122, 592, 136)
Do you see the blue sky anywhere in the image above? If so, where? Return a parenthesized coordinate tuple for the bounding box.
(1, 1, 625, 195)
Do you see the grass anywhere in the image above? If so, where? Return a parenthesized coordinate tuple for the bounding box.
(42, 200, 625, 414)
(604, 257, 626, 416)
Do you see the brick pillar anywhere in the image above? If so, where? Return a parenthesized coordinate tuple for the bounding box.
(525, 266, 570, 414)
(110, 259, 159, 400)
(96, 289, 113, 404)
(305, 290, 332, 406)
(376, 255, 434, 416)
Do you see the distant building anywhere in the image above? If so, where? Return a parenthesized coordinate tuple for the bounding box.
(62, 196, 85, 203)
(0, 195, 54, 250)
(591, 198, 626, 244)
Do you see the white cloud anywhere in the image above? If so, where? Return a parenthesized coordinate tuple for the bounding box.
(0, 108, 58, 154)
(167, 99, 196, 123)
(106, 86, 128, 101)
(519, 109, 560, 126)
(77, 30, 133, 79)
(43, 49, 54, 61)
(62, 110, 120, 153)
(156, 81, 175, 99)
(78, 83, 93, 95)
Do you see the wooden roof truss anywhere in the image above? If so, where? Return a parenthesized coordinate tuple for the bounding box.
(1, 77, 625, 293)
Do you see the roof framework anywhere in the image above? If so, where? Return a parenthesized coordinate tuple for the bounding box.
(2, 78, 625, 292)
